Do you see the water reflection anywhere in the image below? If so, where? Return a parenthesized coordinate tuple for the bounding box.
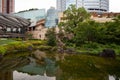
(0, 50, 120, 80)
(13, 71, 55, 80)
(0, 71, 13, 80)
(0, 50, 60, 80)
(109, 75, 120, 80)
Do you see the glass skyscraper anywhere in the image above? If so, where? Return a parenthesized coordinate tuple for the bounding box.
(66, 0, 76, 8)
(45, 7, 58, 28)
(57, 0, 109, 13)
(57, 0, 66, 12)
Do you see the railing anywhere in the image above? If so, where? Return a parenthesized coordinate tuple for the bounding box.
(0, 33, 25, 38)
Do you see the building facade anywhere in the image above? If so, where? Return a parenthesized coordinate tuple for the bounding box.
(0, 0, 14, 14)
(57, 0, 109, 13)
(45, 7, 58, 28)
(57, 0, 66, 12)
(14, 9, 46, 27)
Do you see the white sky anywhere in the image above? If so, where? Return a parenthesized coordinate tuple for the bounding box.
(15, 0, 120, 12)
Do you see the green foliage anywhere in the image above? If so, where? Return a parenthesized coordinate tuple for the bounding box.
(0, 46, 7, 55)
(59, 4, 120, 49)
(61, 5, 90, 34)
(0, 41, 34, 55)
(37, 45, 52, 51)
(46, 28, 56, 46)
(27, 40, 46, 46)
(74, 20, 100, 45)
(76, 43, 120, 55)
(82, 42, 100, 49)
(5, 42, 33, 52)
(58, 5, 101, 46)
(0, 39, 16, 45)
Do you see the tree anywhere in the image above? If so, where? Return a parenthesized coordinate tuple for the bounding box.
(74, 20, 100, 45)
(102, 15, 120, 44)
(95, 15, 120, 44)
(60, 5, 90, 34)
(46, 28, 56, 46)
(58, 5, 98, 46)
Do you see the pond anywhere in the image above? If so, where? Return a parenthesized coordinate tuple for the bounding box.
(0, 50, 120, 80)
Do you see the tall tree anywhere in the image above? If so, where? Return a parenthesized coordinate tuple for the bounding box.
(60, 5, 90, 34)
(58, 5, 98, 46)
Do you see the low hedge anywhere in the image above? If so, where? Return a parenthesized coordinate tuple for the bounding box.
(0, 42, 33, 55)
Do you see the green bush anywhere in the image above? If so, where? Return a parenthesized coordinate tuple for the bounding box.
(82, 42, 100, 49)
(28, 40, 47, 46)
(37, 45, 52, 51)
(0, 46, 7, 55)
(3, 42, 33, 53)
(12, 42, 31, 49)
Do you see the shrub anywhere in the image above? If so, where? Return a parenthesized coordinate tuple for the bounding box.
(4, 42, 33, 53)
(28, 40, 47, 46)
(0, 46, 7, 55)
(37, 46, 52, 51)
(82, 42, 100, 49)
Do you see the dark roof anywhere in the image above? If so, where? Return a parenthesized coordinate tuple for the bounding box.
(0, 13, 30, 28)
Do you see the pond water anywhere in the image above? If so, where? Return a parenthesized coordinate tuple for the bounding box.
(0, 50, 120, 80)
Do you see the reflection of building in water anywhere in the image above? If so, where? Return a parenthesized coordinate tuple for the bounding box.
(0, 71, 13, 80)
(13, 71, 55, 80)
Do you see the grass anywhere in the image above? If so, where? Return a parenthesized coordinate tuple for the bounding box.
(0, 39, 49, 55)
(75, 42, 120, 55)
(0, 39, 17, 45)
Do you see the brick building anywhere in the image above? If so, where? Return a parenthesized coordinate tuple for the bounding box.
(0, 0, 14, 14)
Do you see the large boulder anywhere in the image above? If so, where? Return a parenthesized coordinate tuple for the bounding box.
(32, 50, 46, 60)
(99, 49, 116, 59)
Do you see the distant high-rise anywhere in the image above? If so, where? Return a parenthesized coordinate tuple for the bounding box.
(0, 0, 15, 14)
(57, 0, 109, 13)
(45, 7, 58, 27)
(57, 0, 66, 12)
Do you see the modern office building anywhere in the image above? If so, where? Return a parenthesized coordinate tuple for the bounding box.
(45, 7, 58, 28)
(57, 0, 66, 12)
(57, 0, 109, 13)
(14, 9, 46, 27)
(0, 0, 15, 14)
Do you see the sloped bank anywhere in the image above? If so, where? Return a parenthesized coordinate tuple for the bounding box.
(0, 40, 53, 56)
(0, 41, 33, 55)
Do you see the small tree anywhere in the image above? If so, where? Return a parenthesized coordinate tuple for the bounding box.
(46, 28, 56, 46)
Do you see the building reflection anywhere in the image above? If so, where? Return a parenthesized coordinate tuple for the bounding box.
(0, 71, 13, 80)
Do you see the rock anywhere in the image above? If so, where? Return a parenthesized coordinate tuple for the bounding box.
(57, 48, 64, 54)
(57, 47, 76, 54)
(99, 49, 116, 59)
(28, 46, 33, 51)
(33, 50, 46, 60)
(64, 48, 76, 54)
